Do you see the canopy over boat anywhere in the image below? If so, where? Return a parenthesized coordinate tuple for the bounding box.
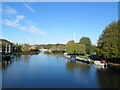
(101, 60, 106, 64)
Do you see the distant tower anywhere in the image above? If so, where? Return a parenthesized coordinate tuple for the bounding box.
(74, 32, 75, 42)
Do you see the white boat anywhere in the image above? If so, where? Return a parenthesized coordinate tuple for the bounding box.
(63, 53, 67, 57)
(94, 60, 107, 67)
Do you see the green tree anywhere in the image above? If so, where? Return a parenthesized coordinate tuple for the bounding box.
(66, 40, 75, 54)
(79, 37, 93, 54)
(21, 43, 30, 51)
(97, 21, 120, 59)
(74, 43, 86, 55)
(14, 43, 22, 52)
(66, 40, 86, 54)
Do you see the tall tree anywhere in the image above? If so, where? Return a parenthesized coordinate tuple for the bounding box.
(66, 40, 75, 54)
(79, 37, 93, 54)
(66, 40, 86, 54)
(97, 21, 120, 59)
(74, 43, 86, 55)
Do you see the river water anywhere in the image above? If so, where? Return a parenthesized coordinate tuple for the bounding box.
(0, 52, 120, 88)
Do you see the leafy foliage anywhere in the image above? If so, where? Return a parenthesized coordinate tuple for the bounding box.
(66, 40, 86, 54)
(66, 40, 75, 54)
(15, 43, 30, 52)
(79, 37, 93, 54)
(97, 21, 120, 59)
(21, 43, 30, 51)
(40, 43, 66, 50)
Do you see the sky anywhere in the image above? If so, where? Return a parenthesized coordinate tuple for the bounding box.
(2, 2, 118, 45)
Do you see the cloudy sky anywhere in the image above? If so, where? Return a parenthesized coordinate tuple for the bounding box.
(2, 2, 118, 45)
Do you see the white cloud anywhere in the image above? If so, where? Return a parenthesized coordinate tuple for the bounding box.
(23, 3, 35, 12)
(3, 15, 47, 35)
(27, 26, 47, 35)
(2, 5, 47, 35)
(3, 5, 17, 15)
(2, 15, 24, 26)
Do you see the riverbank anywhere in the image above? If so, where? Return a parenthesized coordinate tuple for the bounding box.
(107, 62, 120, 71)
(44, 50, 65, 55)
(11, 50, 40, 55)
(64, 54, 120, 70)
(2, 50, 40, 63)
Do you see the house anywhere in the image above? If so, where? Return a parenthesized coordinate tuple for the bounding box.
(0, 39, 14, 54)
(0, 40, 2, 53)
(29, 46, 37, 51)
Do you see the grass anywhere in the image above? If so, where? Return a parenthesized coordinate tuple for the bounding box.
(13, 52, 22, 55)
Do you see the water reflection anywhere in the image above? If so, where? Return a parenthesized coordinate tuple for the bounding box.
(0, 63, 1, 89)
(2, 55, 31, 70)
(45, 53, 63, 58)
(66, 60, 91, 73)
(22, 55, 30, 63)
(65, 60, 98, 87)
(2, 61, 13, 70)
(0, 53, 2, 89)
(96, 68, 120, 88)
(1, 53, 120, 88)
(0, 63, 2, 71)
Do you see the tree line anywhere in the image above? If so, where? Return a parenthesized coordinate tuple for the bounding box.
(66, 37, 94, 55)
(66, 20, 120, 61)
(2, 20, 119, 62)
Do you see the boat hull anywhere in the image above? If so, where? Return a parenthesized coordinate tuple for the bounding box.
(64, 56, 76, 61)
(76, 59, 90, 64)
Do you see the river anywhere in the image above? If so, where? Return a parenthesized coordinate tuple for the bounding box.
(0, 52, 120, 88)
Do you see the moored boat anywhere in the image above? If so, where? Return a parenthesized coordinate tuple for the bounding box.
(64, 53, 76, 61)
(63, 52, 68, 57)
(76, 57, 90, 64)
(94, 60, 107, 67)
(68, 56, 76, 61)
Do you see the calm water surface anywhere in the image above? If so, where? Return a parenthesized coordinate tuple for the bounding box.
(1, 53, 120, 88)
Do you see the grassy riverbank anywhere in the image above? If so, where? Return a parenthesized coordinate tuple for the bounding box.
(107, 62, 120, 71)
(13, 52, 22, 55)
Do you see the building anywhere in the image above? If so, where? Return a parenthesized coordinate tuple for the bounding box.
(0, 39, 14, 54)
(29, 46, 37, 51)
(0, 40, 2, 53)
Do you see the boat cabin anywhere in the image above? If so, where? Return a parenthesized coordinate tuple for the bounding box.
(69, 54, 76, 60)
(100, 60, 107, 64)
